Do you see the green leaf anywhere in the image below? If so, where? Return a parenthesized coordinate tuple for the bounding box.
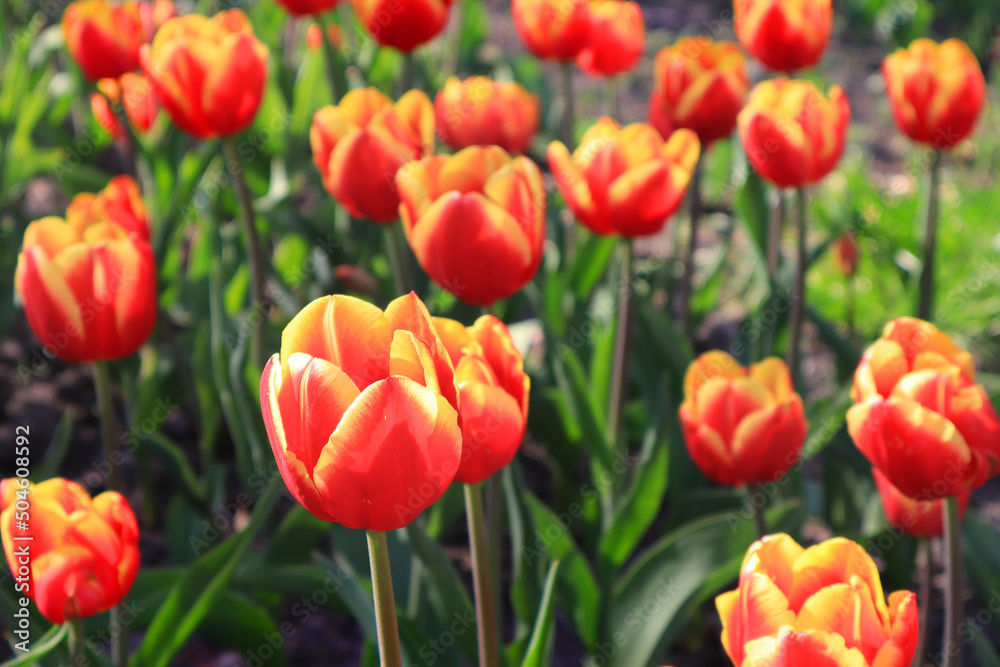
(0, 624, 66, 667)
(519, 561, 561, 667)
(200, 591, 285, 667)
(736, 171, 769, 254)
(35, 413, 73, 480)
(571, 234, 618, 301)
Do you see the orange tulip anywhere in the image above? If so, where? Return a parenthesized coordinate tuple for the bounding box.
(548, 118, 700, 237)
(679, 352, 807, 487)
(873, 469, 970, 539)
(260, 293, 462, 531)
(832, 232, 858, 277)
(738, 78, 850, 188)
(717, 534, 918, 667)
(90, 73, 159, 140)
(576, 0, 644, 77)
(434, 77, 540, 155)
(511, 0, 590, 61)
(140, 10, 269, 139)
(16, 179, 155, 363)
(274, 0, 341, 16)
(734, 0, 832, 73)
(352, 0, 452, 53)
(0, 478, 140, 625)
(433, 315, 530, 484)
(648, 37, 748, 146)
(847, 318, 1000, 499)
(882, 39, 986, 150)
(62, 0, 144, 81)
(396, 146, 545, 306)
(311, 88, 435, 223)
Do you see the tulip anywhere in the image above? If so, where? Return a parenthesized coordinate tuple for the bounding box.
(847, 317, 1000, 499)
(62, 0, 144, 81)
(738, 78, 850, 188)
(873, 469, 970, 539)
(15, 187, 156, 364)
(274, 0, 341, 16)
(90, 73, 159, 140)
(434, 77, 540, 155)
(352, 0, 452, 53)
(734, 0, 832, 73)
(140, 10, 269, 139)
(511, 0, 590, 61)
(832, 231, 858, 277)
(717, 534, 918, 667)
(306, 22, 343, 50)
(548, 118, 700, 237)
(576, 0, 644, 77)
(396, 146, 545, 306)
(311, 88, 435, 223)
(260, 293, 462, 531)
(648, 37, 748, 146)
(66, 175, 149, 241)
(883, 38, 985, 150)
(140, 0, 176, 37)
(432, 315, 530, 484)
(0, 478, 140, 625)
(679, 351, 807, 487)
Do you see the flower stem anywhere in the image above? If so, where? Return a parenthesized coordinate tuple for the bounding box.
(464, 483, 500, 667)
(316, 13, 344, 103)
(762, 189, 785, 359)
(68, 618, 86, 664)
(559, 61, 575, 149)
(606, 76, 620, 119)
(222, 139, 267, 371)
(679, 157, 703, 337)
(92, 361, 121, 493)
(786, 187, 807, 392)
(383, 222, 415, 295)
(912, 538, 931, 667)
(111, 604, 128, 667)
(941, 495, 963, 667)
(607, 239, 634, 462)
(747, 484, 768, 539)
(366, 530, 403, 667)
(917, 150, 941, 321)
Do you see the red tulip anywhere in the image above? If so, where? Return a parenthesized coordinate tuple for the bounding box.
(261, 293, 462, 531)
(511, 0, 590, 61)
(62, 0, 145, 81)
(352, 0, 453, 53)
(66, 175, 149, 240)
(576, 0, 644, 77)
(396, 145, 546, 306)
(734, 0, 832, 73)
(0, 478, 140, 625)
(434, 76, 540, 154)
(873, 469, 970, 539)
(274, 0, 341, 16)
(90, 73, 159, 139)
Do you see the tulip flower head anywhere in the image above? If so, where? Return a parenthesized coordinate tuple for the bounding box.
(434, 77, 540, 154)
(91, 73, 159, 140)
(0, 478, 140, 625)
(847, 318, 1000, 499)
(140, 10, 269, 139)
(832, 231, 859, 277)
(548, 118, 700, 237)
(274, 0, 341, 16)
(649, 37, 749, 146)
(873, 469, 970, 539)
(576, 0, 645, 77)
(734, 0, 832, 73)
(432, 315, 530, 484)
(883, 38, 986, 150)
(396, 146, 545, 306)
(352, 0, 453, 53)
(66, 175, 149, 240)
(261, 293, 463, 531)
(679, 352, 807, 487)
(312, 88, 435, 223)
(717, 534, 918, 667)
(511, 0, 590, 62)
(738, 78, 850, 188)
(62, 0, 145, 81)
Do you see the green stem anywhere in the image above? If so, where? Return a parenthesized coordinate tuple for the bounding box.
(606, 76, 620, 119)
(68, 618, 86, 664)
(559, 61, 577, 271)
(607, 239, 634, 463)
(97, 87, 136, 177)
(383, 222, 415, 295)
(762, 190, 785, 359)
(464, 483, 500, 667)
(111, 604, 128, 667)
(911, 538, 931, 667)
(366, 530, 403, 667)
(747, 484, 768, 539)
(316, 14, 343, 103)
(917, 150, 941, 321)
(941, 495, 963, 667)
(400, 51, 417, 96)
(222, 139, 267, 371)
(441, 0, 464, 78)
(92, 361, 121, 493)
(786, 187, 807, 392)
(679, 157, 703, 337)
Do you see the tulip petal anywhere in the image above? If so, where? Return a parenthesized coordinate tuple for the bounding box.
(454, 381, 526, 484)
(788, 538, 887, 620)
(30, 546, 105, 624)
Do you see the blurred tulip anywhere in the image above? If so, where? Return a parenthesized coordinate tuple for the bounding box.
(434, 76, 540, 154)
(397, 145, 545, 306)
(140, 10, 269, 139)
(140, 0, 176, 38)
(352, 0, 452, 53)
(548, 118, 700, 237)
(717, 534, 918, 667)
(66, 175, 149, 240)
(433, 315, 530, 484)
(848, 317, 1000, 499)
(306, 22, 343, 50)
(679, 351, 807, 487)
(648, 37, 748, 146)
(0, 478, 140, 625)
(832, 231, 858, 277)
(511, 0, 590, 61)
(738, 78, 850, 188)
(734, 0, 832, 73)
(312, 88, 435, 223)
(873, 469, 970, 539)
(883, 38, 985, 150)
(261, 293, 463, 531)
(576, 0, 644, 77)
(62, 0, 144, 81)
(90, 73, 158, 139)
(275, 0, 340, 16)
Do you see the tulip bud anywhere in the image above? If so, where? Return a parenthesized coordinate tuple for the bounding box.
(576, 0, 644, 77)
(140, 10, 269, 139)
(397, 146, 545, 306)
(275, 0, 341, 16)
(548, 118, 700, 237)
(873, 469, 970, 538)
(883, 38, 985, 150)
(351, 0, 453, 53)
(62, 0, 145, 81)
(832, 232, 858, 277)
(734, 0, 832, 73)
(434, 77, 540, 155)
(0, 478, 140, 625)
(511, 0, 590, 62)
(90, 74, 159, 140)
(311, 88, 435, 223)
(738, 78, 850, 188)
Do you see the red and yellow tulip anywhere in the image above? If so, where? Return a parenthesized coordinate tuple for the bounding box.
(352, 0, 453, 53)
(66, 175, 149, 241)
(90, 73, 159, 140)
(511, 0, 590, 62)
(734, 0, 832, 73)
(62, 0, 145, 81)
(434, 77, 540, 155)
(576, 0, 644, 77)
(873, 469, 970, 539)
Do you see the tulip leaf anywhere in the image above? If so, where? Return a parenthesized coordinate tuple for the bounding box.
(801, 385, 852, 459)
(519, 560, 561, 667)
(34, 412, 73, 481)
(571, 234, 618, 301)
(971, 632, 1000, 667)
(0, 624, 65, 667)
(290, 47, 331, 140)
(736, 171, 769, 256)
(199, 591, 285, 667)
